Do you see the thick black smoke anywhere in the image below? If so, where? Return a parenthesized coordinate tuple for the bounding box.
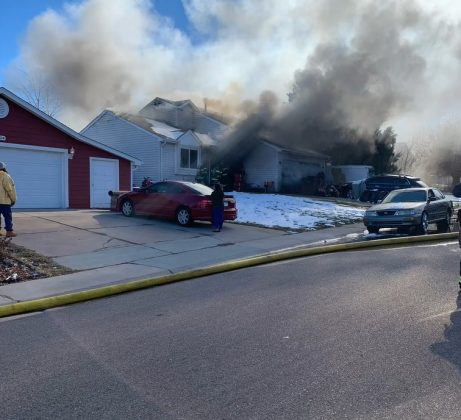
(7, 0, 460, 161)
(216, 1, 444, 167)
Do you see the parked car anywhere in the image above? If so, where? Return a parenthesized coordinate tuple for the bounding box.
(363, 187, 453, 234)
(109, 181, 237, 226)
(360, 174, 428, 203)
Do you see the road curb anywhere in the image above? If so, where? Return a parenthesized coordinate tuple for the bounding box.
(0, 232, 457, 318)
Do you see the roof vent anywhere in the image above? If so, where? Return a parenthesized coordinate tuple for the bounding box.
(0, 98, 9, 118)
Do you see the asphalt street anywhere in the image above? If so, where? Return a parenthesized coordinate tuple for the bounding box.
(1, 240, 461, 419)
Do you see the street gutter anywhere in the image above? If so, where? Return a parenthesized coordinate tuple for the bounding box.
(0, 231, 457, 318)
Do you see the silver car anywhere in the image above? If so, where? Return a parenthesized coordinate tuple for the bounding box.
(363, 188, 453, 234)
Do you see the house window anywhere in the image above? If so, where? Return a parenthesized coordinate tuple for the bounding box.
(180, 148, 198, 169)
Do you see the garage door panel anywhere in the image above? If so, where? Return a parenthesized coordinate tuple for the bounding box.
(0, 146, 66, 208)
(281, 160, 322, 182)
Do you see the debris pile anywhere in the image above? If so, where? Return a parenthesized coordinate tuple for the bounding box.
(0, 241, 73, 285)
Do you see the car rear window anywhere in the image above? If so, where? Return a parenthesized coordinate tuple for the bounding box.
(394, 178, 411, 187)
(366, 177, 392, 185)
(366, 176, 423, 188)
(183, 182, 214, 195)
(411, 180, 428, 187)
(147, 182, 185, 193)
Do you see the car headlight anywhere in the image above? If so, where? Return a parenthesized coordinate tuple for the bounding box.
(365, 211, 378, 216)
(394, 209, 417, 216)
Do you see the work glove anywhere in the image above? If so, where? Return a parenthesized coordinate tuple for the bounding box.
(10, 201, 15, 206)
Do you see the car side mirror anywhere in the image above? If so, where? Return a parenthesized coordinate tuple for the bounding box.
(428, 196, 436, 202)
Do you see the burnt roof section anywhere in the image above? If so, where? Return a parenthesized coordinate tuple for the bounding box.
(263, 139, 331, 160)
(146, 97, 231, 125)
(152, 97, 190, 107)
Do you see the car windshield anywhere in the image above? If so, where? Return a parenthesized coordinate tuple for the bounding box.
(382, 190, 427, 203)
(182, 182, 214, 195)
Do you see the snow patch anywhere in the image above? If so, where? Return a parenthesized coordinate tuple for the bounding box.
(233, 192, 365, 230)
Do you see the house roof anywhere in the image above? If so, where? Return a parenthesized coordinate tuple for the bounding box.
(0, 87, 142, 165)
(112, 112, 177, 142)
(203, 110, 232, 125)
(144, 117, 184, 140)
(157, 98, 191, 107)
(142, 97, 200, 113)
(117, 112, 218, 146)
(193, 132, 217, 147)
(141, 96, 230, 127)
(262, 139, 331, 160)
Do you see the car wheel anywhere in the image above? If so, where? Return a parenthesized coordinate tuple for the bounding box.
(176, 207, 192, 226)
(418, 211, 429, 235)
(436, 211, 451, 233)
(121, 200, 135, 217)
(367, 226, 379, 234)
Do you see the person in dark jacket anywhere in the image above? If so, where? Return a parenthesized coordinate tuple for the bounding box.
(211, 183, 224, 232)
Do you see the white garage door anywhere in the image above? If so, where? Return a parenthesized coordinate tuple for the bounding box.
(90, 158, 119, 208)
(0, 144, 67, 208)
(281, 159, 323, 185)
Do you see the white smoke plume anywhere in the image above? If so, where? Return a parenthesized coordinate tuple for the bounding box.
(6, 0, 461, 142)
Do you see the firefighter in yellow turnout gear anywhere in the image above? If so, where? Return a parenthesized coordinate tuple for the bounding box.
(458, 208, 461, 289)
(0, 162, 17, 237)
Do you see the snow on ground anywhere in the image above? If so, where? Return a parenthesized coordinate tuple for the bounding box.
(232, 192, 366, 230)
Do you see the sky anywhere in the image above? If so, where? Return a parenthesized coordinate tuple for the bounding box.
(2, 0, 461, 146)
(0, 0, 189, 85)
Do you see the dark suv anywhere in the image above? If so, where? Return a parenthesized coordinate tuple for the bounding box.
(360, 175, 428, 203)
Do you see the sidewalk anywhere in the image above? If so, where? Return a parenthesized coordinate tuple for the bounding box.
(0, 210, 367, 306)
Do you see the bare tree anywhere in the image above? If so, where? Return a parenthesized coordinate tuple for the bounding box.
(10, 68, 61, 117)
(395, 142, 417, 174)
(409, 122, 461, 188)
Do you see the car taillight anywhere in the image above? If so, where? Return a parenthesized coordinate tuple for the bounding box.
(198, 199, 212, 209)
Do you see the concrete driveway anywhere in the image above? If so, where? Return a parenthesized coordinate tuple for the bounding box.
(13, 209, 365, 272)
(0, 210, 365, 304)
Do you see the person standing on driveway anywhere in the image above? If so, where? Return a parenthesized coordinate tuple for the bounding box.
(457, 208, 461, 290)
(211, 183, 224, 232)
(0, 162, 17, 237)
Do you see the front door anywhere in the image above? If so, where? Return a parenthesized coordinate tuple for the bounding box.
(90, 158, 119, 208)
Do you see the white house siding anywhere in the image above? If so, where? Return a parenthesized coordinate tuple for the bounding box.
(175, 132, 201, 180)
(243, 143, 279, 191)
(158, 144, 195, 182)
(196, 116, 227, 137)
(160, 143, 176, 180)
(81, 111, 161, 187)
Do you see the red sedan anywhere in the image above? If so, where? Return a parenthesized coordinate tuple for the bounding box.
(109, 180, 237, 226)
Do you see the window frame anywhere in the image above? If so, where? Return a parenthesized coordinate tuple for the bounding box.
(177, 145, 200, 175)
(179, 147, 198, 169)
